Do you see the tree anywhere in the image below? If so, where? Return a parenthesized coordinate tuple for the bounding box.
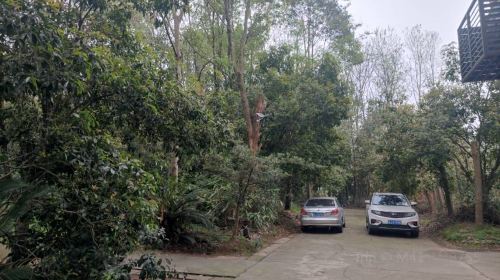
(0, 1, 223, 277)
(404, 25, 440, 105)
(260, 50, 351, 202)
(438, 43, 500, 220)
(284, 0, 358, 63)
(204, 145, 283, 238)
(231, 0, 273, 154)
(370, 28, 407, 107)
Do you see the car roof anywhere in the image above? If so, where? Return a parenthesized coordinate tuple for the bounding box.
(372, 192, 405, 196)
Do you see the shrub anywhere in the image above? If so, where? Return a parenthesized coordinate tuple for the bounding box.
(6, 135, 159, 279)
(160, 181, 214, 246)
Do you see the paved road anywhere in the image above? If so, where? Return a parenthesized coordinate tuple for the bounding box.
(236, 209, 500, 280)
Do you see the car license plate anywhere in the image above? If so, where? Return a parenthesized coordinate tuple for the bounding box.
(388, 220, 401, 225)
(312, 212, 324, 217)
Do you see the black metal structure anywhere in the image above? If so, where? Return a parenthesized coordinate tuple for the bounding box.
(458, 0, 500, 82)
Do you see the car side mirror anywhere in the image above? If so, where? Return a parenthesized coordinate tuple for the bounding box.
(411, 201, 417, 206)
(364, 200, 370, 204)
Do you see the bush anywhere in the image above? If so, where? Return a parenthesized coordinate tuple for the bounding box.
(202, 145, 285, 234)
(159, 180, 214, 247)
(6, 135, 159, 279)
(103, 254, 176, 280)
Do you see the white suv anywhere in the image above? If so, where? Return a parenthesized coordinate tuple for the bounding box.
(365, 193, 419, 238)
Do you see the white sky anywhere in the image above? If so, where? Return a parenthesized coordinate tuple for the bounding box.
(346, 0, 472, 45)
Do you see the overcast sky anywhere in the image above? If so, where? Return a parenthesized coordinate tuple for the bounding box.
(347, 0, 472, 45)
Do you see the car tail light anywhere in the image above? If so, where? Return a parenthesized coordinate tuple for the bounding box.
(300, 208, 308, 216)
(331, 208, 339, 216)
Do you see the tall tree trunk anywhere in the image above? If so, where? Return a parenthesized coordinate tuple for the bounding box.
(307, 183, 314, 199)
(425, 190, 436, 215)
(0, 101, 9, 178)
(224, 0, 233, 63)
(232, 165, 254, 238)
(284, 181, 292, 211)
(437, 164, 453, 216)
(433, 187, 442, 214)
(173, 9, 184, 82)
(439, 187, 446, 209)
(211, 10, 220, 90)
(472, 141, 483, 225)
(234, 0, 264, 155)
(250, 95, 265, 152)
(351, 177, 357, 207)
(170, 153, 179, 181)
(232, 191, 242, 237)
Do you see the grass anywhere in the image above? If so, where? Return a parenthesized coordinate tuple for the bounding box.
(441, 223, 500, 249)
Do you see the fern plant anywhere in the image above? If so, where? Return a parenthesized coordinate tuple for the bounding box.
(0, 179, 48, 280)
(159, 180, 214, 246)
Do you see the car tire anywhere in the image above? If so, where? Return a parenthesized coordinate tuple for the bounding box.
(301, 226, 307, 233)
(338, 226, 343, 233)
(342, 218, 346, 228)
(411, 230, 419, 238)
(367, 226, 375, 235)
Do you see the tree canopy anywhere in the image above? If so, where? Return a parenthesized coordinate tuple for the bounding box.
(0, 1, 498, 279)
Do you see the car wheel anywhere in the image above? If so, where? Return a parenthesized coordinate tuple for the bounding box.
(367, 226, 375, 235)
(342, 218, 346, 228)
(411, 230, 419, 238)
(301, 226, 307, 233)
(338, 226, 343, 233)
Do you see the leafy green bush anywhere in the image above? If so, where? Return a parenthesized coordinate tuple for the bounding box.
(0, 179, 46, 280)
(160, 180, 214, 246)
(103, 254, 176, 280)
(6, 135, 159, 279)
(245, 188, 282, 230)
(202, 145, 285, 235)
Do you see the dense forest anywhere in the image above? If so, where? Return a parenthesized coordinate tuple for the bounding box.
(0, 0, 498, 279)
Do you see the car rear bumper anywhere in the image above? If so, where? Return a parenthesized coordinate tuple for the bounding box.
(300, 216, 342, 227)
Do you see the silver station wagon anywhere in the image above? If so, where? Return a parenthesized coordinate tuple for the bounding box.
(300, 197, 345, 233)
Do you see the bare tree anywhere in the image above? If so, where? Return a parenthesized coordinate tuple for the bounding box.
(370, 28, 407, 107)
(404, 25, 440, 105)
(347, 39, 375, 127)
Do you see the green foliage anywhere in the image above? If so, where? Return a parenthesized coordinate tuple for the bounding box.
(6, 135, 159, 279)
(160, 181, 214, 246)
(442, 223, 500, 248)
(0, 180, 48, 231)
(0, 179, 44, 280)
(259, 49, 352, 201)
(348, 35, 499, 218)
(1, 0, 361, 277)
(134, 254, 169, 280)
(103, 254, 176, 280)
(204, 145, 285, 230)
(0, 267, 33, 280)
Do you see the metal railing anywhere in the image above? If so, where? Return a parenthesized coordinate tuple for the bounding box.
(458, 0, 500, 82)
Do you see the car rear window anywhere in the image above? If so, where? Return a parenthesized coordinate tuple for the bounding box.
(305, 199, 336, 207)
(372, 194, 409, 206)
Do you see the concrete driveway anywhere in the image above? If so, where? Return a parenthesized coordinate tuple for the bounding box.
(236, 209, 500, 280)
